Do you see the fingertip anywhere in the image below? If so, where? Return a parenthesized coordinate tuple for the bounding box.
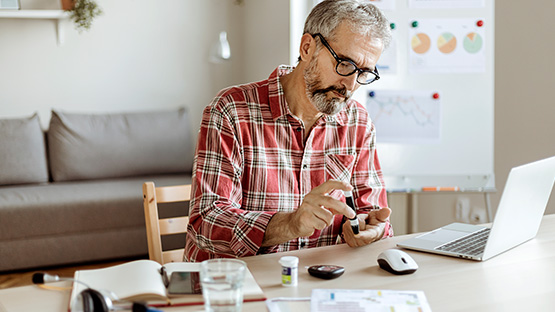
(341, 183, 354, 198)
(377, 207, 391, 221)
(319, 179, 353, 195)
(330, 179, 352, 190)
(345, 205, 356, 219)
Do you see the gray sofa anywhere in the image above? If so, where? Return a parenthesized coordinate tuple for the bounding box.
(0, 109, 194, 272)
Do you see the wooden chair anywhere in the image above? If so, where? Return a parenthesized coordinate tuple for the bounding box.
(142, 181, 192, 264)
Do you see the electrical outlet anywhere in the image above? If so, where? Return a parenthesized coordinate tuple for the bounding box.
(470, 207, 487, 224)
(455, 197, 470, 223)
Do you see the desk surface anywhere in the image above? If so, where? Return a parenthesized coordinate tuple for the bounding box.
(2, 215, 555, 312)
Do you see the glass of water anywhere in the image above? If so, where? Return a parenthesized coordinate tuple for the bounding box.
(200, 259, 247, 312)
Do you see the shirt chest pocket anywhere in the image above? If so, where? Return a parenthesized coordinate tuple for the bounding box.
(324, 153, 356, 182)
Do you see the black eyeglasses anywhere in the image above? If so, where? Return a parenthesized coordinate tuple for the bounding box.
(312, 33, 380, 85)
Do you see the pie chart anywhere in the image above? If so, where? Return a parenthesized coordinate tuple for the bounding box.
(463, 32, 483, 54)
(411, 33, 431, 54)
(437, 32, 457, 54)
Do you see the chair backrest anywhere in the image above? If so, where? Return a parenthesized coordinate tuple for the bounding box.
(142, 181, 192, 264)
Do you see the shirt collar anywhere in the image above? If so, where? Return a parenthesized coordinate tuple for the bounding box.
(268, 65, 293, 121)
(268, 65, 347, 126)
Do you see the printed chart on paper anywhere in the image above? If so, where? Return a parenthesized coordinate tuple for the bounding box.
(366, 90, 441, 144)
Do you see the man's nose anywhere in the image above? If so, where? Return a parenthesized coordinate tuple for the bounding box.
(341, 73, 359, 91)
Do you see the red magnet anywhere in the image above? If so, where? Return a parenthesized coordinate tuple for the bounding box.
(432, 93, 440, 99)
(476, 20, 484, 27)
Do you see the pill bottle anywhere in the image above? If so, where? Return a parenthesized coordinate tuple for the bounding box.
(279, 256, 299, 287)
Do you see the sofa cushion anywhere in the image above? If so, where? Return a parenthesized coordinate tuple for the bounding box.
(0, 174, 191, 271)
(47, 109, 193, 181)
(0, 114, 49, 186)
(0, 174, 191, 241)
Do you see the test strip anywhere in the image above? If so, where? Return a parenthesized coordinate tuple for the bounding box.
(343, 190, 359, 235)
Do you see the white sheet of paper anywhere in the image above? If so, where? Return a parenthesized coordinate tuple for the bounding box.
(409, 0, 484, 9)
(367, 0, 396, 10)
(311, 289, 432, 312)
(266, 297, 311, 312)
(409, 18, 486, 73)
(366, 89, 441, 144)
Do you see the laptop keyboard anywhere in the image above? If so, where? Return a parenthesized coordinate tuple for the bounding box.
(436, 228, 491, 256)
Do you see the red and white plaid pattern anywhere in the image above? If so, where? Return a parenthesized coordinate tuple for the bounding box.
(185, 66, 391, 262)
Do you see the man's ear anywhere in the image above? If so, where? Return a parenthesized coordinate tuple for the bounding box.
(299, 33, 316, 63)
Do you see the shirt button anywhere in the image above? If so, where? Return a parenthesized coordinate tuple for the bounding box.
(302, 164, 308, 169)
(296, 127, 302, 132)
(300, 242, 306, 248)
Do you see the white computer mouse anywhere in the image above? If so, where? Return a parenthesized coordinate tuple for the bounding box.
(377, 249, 418, 275)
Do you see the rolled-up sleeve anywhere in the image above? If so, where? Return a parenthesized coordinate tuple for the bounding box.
(185, 101, 275, 261)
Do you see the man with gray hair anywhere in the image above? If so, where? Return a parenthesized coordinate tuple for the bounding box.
(185, 0, 393, 262)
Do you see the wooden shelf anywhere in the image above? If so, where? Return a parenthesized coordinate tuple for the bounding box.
(0, 10, 70, 46)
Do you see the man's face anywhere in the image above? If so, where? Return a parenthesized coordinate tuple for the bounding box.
(304, 50, 349, 116)
(303, 23, 384, 116)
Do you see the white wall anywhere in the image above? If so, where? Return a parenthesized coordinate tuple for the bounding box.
(2, 1, 553, 234)
(241, 0, 290, 83)
(494, 1, 555, 214)
(0, 0, 245, 133)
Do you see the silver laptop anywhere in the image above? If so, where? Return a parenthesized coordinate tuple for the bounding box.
(398, 156, 555, 261)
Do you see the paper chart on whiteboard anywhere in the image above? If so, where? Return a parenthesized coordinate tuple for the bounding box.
(376, 33, 397, 75)
(367, 0, 396, 10)
(366, 90, 441, 144)
(409, 0, 485, 9)
(409, 18, 486, 73)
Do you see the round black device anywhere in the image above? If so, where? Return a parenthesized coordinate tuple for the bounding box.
(308, 265, 345, 280)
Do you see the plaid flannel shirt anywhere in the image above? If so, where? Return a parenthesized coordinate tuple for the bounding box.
(184, 66, 392, 262)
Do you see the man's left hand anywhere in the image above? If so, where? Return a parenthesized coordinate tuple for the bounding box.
(343, 207, 391, 247)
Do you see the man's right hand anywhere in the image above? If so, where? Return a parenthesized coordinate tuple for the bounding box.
(290, 180, 356, 237)
(262, 179, 355, 246)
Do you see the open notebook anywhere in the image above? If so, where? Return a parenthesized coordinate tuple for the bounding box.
(398, 156, 555, 261)
(69, 259, 266, 310)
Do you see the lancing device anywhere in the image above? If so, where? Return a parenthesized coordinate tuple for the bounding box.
(343, 190, 359, 235)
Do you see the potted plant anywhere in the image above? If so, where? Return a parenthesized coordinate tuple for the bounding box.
(61, 0, 103, 32)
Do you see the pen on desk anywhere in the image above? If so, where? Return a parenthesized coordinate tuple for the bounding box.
(160, 266, 169, 288)
(343, 190, 359, 235)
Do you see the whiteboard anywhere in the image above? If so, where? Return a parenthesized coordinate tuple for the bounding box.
(351, 0, 495, 190)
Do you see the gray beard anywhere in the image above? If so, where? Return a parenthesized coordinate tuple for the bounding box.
(304, 54, 351, 116)
(309, 92, 346, 115)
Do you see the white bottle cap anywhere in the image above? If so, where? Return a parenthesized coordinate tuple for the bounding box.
(279, 256, 299, 267)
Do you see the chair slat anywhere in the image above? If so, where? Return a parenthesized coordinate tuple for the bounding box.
(156, 185, 192, 203)
(159, 217, 189, 235)
(143, 181, 191, 265)
(162, 249, 188, 264)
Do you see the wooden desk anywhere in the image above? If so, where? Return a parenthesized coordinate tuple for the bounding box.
(1, 214, 554, 312)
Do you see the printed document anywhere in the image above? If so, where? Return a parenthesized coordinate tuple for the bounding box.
(311, 289, 432, 312)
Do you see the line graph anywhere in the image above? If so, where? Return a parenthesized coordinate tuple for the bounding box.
(366, 90, 441, 143)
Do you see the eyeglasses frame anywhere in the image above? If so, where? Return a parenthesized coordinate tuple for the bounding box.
(311, 33, 380, 85)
